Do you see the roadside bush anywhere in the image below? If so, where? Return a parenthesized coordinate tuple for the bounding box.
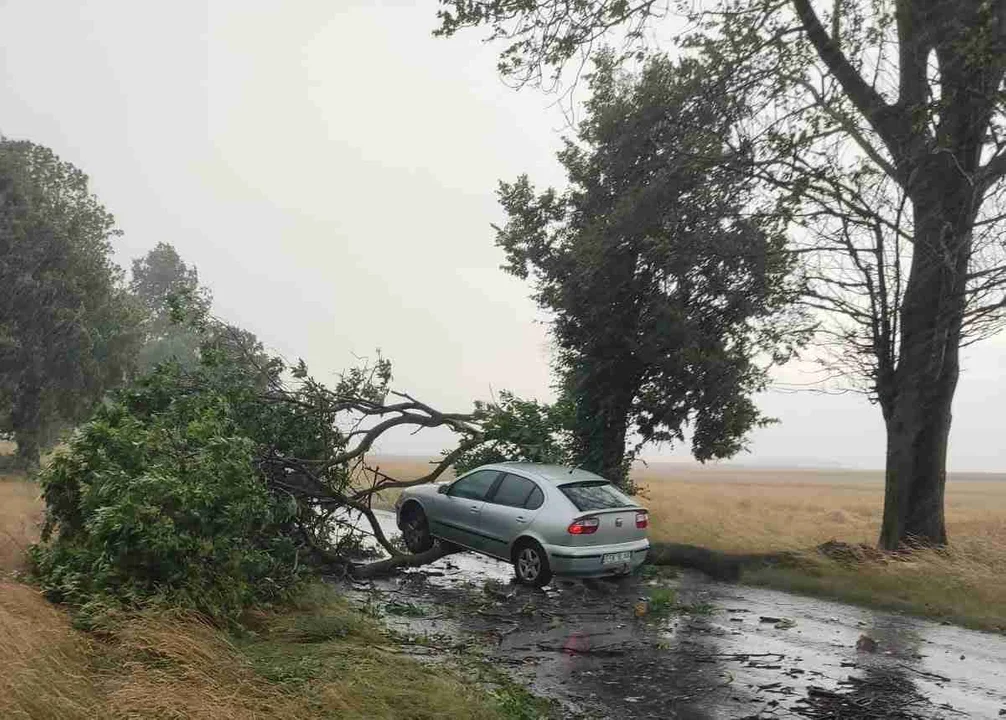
(29, 354, 319, 625)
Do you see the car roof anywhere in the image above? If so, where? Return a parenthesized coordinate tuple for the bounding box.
(480, 462, 609, 487)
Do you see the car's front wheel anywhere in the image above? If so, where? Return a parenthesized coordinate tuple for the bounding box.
(399, 503, 433, 554)
(512, 540, 552, 587)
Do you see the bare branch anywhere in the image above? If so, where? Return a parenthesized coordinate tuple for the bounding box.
(790, 0, 906, 162)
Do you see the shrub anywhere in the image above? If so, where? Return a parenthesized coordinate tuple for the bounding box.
(29, 357, 318, 624)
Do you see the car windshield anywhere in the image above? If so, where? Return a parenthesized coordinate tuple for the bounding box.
(559, 481, 631, 511)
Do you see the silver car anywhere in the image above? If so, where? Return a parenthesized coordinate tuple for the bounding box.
(394, 462, 649, 586)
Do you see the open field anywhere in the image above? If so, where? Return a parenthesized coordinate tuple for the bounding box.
(634, 462, 1006, 631)
(371, 457, 1006, 631)
(631, 462, 1006, 554)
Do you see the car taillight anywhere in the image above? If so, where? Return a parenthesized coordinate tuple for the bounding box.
(635, 511, 648, 529)
(567, 517, 600, 535)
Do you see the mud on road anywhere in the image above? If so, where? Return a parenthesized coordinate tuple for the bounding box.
(340, 517, 1006, 719)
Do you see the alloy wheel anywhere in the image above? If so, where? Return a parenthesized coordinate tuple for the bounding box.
(517, 547, 541, 582)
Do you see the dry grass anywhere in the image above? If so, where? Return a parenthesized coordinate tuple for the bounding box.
(101, 612, 309, 720)
(631, 463, 1006, 551)
(0, 473, 42, 576)
(0, 580, 503, 720)
(0, 582, 104, 719)
(0, 585, 309, 720)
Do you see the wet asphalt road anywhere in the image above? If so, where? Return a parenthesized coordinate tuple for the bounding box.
(343, 512, 1006, 719)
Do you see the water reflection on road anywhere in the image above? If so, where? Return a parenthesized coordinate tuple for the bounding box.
(342, 511, 1006, 719)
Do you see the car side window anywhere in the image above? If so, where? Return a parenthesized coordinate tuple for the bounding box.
(490, 473, 538, 508)
(525, 486, 544, 510)
(448, 470, 500, 501)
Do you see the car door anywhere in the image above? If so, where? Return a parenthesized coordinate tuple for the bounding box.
(433, 469, 501, 550)
(479, 473, 544, 559)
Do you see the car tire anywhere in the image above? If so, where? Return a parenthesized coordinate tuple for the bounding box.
(399, 503, 433, 554)
(512, 539, 552, 587)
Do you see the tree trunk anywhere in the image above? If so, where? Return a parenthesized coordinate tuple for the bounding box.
(11, 382, 42, 470)
(881, 381, 954, 549)
(879, 187, 969, 550)
(570, 366, 638, 489)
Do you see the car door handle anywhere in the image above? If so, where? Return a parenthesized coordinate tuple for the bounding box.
(514, 516, 527, 523)
(469, 505, 480, 513)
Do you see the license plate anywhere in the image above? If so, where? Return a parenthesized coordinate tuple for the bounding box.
(602, 551, 631, 565)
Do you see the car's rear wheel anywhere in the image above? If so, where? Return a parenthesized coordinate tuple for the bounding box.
(400, 503, 433, 554)
(512, 539, 552, 587)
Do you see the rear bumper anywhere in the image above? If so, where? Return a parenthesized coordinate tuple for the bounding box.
(543, 538, 650, 577)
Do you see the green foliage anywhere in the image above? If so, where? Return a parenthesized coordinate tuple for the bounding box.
(290, 613, 354, 642)
(646, 587, 677, 617)
(451, 391, 574, 474)
(490, 680, 554, 720)
(29, 353, 327, 624)
(0, 139, 141, 466)
(434, 0, 652, 90)
(494, 54, 805, 485)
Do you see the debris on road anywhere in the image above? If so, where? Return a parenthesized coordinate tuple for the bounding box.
(856, 634, 879, 653)
(796, 672, 959, 719)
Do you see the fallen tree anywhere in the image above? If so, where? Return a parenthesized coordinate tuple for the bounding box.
(32, 321, 802, 622)
(30, 329, 577, 619)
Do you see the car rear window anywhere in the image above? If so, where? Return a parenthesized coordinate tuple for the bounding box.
(560, 481, 630, 511)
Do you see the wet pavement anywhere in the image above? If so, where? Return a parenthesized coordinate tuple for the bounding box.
(340, 512, 1006, 719)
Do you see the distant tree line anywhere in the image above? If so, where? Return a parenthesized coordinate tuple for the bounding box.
(0, 139, 269, 469)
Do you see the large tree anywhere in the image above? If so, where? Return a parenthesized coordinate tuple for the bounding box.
(434, 0, 1006, 549)
(494, 54, 802, 486)
(130, 242, 275, 385)
(0, 140, 140, 467)
(130, 241, 211, 374)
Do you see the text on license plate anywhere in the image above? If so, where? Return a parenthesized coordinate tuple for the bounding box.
(602, 551, 631, 565)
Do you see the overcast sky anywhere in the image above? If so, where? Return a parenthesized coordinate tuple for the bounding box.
(0, 0, 1002, 471)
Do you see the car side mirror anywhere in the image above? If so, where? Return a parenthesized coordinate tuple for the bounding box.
(437, 484, 449, 495)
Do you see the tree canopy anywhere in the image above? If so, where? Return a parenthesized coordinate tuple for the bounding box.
(494, 54, 803, 485)
(0, 140, 140, 466)
(130, 242, 211, 374)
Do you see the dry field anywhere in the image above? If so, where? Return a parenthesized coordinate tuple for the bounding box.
(633, 462, 1006, 631)
(632, 462, 1006, 553)
(371, 457, 1006, 631)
